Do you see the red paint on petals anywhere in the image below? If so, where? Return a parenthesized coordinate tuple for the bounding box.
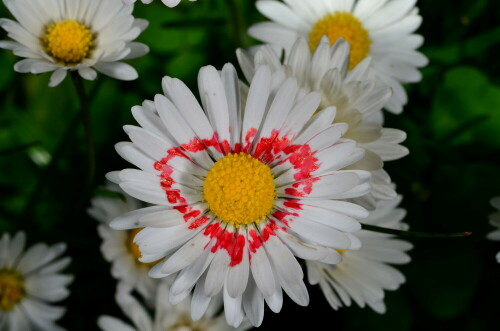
(183, 209, 201, 221)
(242, 128, 257, 152)
(188, 216, 210, 229)
(283, 201, 302, 210)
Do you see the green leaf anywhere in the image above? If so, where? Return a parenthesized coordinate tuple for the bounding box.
(429, 66, 500, 147)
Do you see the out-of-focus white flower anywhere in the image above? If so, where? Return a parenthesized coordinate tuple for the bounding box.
(88, 184, 160, 305)
(307, 195, 412, 313)
(98, 281, 249, 331)
(249, 0, 428, 113)
(487, 197, 500, 262)
(122, 0, 197, 8)
(0, 232, 73, 330)
(0, 0, 149, 86)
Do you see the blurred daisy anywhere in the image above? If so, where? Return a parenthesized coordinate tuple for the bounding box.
(306, 195, 412, 313)
(0, 0, 149, 87)
(122, 0, 196, 7)
(108, 63, 371, 327)
(487, 197, 500, 262)
(88, 184, 159, 304)
(0, 232, 73, 331)
(248, 0, 428, 113)
(98, 281, 249, 331)
(237, 37, 408, 205)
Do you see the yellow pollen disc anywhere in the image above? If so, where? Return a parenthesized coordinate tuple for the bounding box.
(42, 19, 94, 65)
(0, 269, 25, 311)
(335, 249, 346, 254)
(203, 152, 276, 226)
(309, 11, 371, 70)
(126, 228, 159, 267)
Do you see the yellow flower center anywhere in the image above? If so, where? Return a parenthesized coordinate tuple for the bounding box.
(309, 11, 371, 70)
(0, 269, 25, 311)
(42, 19, 94, 65)
(203, 152, 276, 226)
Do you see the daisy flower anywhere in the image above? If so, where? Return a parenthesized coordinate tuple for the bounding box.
(306, 195, 412, 313)
(122, 0, 197, 7)
(237, 37, 408, 205)
(98, 281, 249, 331)
(88, 183, 159, 305)
(487, 197, 500, 262)
(0, 232, 73, 331)
(0, 0, 149, 87)
(248, 0, 428, 113)
(108, 63, 371, 327)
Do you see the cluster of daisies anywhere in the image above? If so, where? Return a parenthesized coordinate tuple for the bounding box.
(0, 0, 496, 330)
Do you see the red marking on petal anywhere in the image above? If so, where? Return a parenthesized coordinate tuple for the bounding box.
(253, 130, 279, 158)
(230, 234, 246, 267)
(181, 137, 206, 152)
(242, 128, 257, 152)
(283, 201, 302, 210)
(284, 187, 305, 197)
(183, 209, 201, 221)
(188, 216, 210, 229)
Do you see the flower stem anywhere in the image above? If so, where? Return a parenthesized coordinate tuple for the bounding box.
(71, 72, 95, 187)
(226, 0, 248, 48)
(361, 224, 472, 238)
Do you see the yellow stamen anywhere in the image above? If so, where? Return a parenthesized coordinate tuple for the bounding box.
(203, 152, 276, 226)
(0, 269, 25, 311)
(126, 228, 160, 267)
(309, 11, 371, 70)
(42, 19, 94, 65)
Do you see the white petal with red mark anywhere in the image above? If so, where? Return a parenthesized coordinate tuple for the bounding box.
(225, 231, 250, 298)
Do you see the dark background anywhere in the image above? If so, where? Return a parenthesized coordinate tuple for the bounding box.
(0, 0, 499, 329)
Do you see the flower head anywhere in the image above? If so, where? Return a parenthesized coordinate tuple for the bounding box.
(306, 195, 412, 313)
(237, 37, 408, 206)
(108, 63, 371, 327)
(98, 281, 249, 331)
(0, 232, 73, 330)
(487, 197, 500, 262)
(0, 0, 149, 86)
(88, 183, 160, 305)
(248, 0, 428, 113)
(122, 0, 197, 8)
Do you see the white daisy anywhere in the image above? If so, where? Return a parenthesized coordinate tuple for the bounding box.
(108, 62, 371, 327)
(88, 183, 160, 305)
(0, 231, 73, 331)
(122, 0, 196, 8)
(98, 281, 249, 331)
(248, 0, 428, 113)
(487, 197, 500, 263)
(0, 0, 149, 87)
(306, 195, 412, 313)
(237, 37, 408, 205)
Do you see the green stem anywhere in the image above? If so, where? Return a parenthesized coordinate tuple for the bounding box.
(71, 72, 95, 187)
(226, 0, 248, 48)
(361, 224, 472, 238)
